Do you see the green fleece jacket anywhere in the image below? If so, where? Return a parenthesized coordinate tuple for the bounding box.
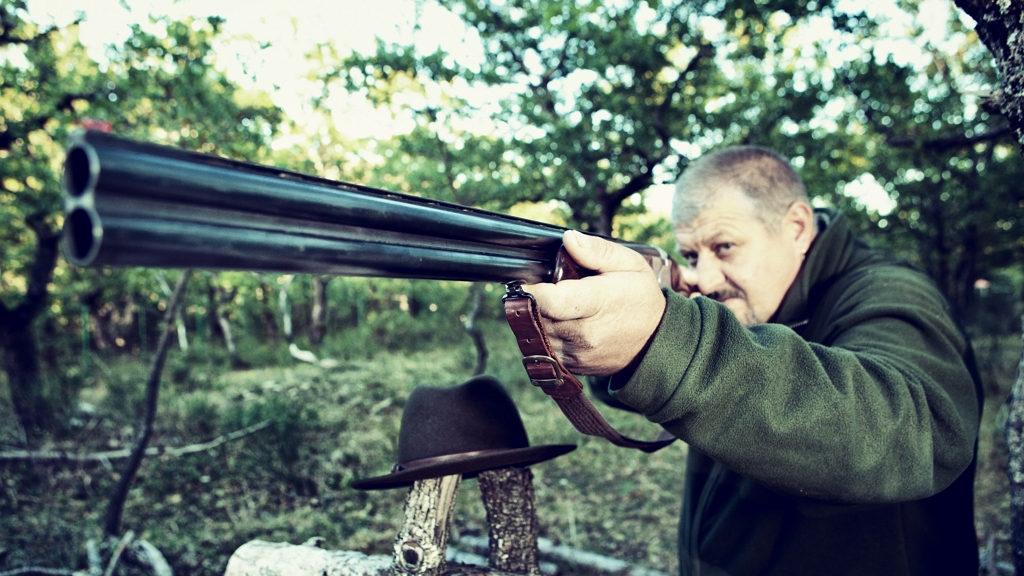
(606, 211, 982, 576)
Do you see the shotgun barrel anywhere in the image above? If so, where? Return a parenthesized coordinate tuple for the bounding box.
(61, 131, 672, 285)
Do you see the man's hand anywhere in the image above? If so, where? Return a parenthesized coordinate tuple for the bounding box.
(523, 230, 668, 376)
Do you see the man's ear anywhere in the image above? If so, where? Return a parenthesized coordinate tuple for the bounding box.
(784, 201, 816, 255)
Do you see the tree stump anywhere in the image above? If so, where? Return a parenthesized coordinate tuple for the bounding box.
(392, 474, 462, 576)
(476, 468, 540, 575)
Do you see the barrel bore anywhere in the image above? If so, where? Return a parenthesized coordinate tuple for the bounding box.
(65, 207, 98, 264)
(63, 146, 94, 197)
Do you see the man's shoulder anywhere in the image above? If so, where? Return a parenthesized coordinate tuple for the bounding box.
(835, 252, 942, 302)
(812, 250, 958, 338)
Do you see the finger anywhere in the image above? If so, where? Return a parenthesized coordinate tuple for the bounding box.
(561, 230, 651, 274)
(522, 280, 604, 321)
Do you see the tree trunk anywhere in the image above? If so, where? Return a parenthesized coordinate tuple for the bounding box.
(156, 271, 188, 351)
(103, 271, 191, 537)
(953, 1, 1024, 150)
(0, 218, 59, 435)
(0, 318, 51, 434)
(279, 276, 294, 344)
(311, 275, 333, 346)
(1004, 314, 1024, 576)
(463, 283, 488, 376)
(210, 274, 243, 368)
(393, 474, 461, 576)
(257, 277, 279, 342)
(476, 468, 541, 575)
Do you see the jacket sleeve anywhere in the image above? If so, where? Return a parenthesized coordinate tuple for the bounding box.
(608, 266, 981, 504)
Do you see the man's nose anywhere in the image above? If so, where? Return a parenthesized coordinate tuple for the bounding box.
(696, 258, 725, 295)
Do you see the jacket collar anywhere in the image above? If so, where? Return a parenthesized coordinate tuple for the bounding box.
(771, 209, 865, 327)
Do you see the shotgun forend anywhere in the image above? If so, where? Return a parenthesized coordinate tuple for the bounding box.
(61, 130, 673, 286)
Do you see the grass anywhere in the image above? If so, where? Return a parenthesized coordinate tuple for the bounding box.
(0, 319, 682, 575)
(0, 321, 1018, 575)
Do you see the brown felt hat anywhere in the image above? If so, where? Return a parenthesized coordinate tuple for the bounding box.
(350, 375, 576, 490)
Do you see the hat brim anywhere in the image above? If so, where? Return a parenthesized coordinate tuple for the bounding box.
(350, 444, 576, 490)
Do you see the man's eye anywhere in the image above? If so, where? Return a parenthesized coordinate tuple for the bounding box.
(681, 252, 698, 266)
(715, 243, 734, 256)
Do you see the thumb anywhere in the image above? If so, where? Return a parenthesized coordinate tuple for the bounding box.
(561, 230, 650, 274)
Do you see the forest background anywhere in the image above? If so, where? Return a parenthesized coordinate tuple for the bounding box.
(2, 0, 1023, 574)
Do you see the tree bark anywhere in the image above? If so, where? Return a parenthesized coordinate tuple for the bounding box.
(222, 540, 529, 576)
(311, 275, 333, 346)
(476, 468, 540, 575)
(279, 276, 294, 344)
(156, 272, 188, 352)
(392, 474, 461, 576)
(102, 271, 191, 538)
(1004, 314, 1024, 576)
(463, 283, 488, 376)
(953, 1, 1024, 150)
(210, 274, 243, 368)
(224, 540, 391, 576)
(0, 218, 59, 434)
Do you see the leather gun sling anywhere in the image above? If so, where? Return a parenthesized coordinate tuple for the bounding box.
(503, 248, 674, 453)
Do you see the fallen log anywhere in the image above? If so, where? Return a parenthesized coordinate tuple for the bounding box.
(222, 540, 535, 576)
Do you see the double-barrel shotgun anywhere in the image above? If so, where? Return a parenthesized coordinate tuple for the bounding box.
(61, 130, 673, 287)
(61, 130, 679, 451)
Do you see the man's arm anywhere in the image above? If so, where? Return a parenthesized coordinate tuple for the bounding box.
(611, 272, 979, 503)
(525, 232, 980, 504)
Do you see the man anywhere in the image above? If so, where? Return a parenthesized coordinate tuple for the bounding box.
(524, 146, 983, 575)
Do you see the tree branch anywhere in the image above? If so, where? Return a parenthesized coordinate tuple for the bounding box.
(102, 270, 191, 537)
(0, 420, 272, 462)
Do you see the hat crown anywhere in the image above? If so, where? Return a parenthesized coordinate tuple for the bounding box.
(397, 376, 529, 464)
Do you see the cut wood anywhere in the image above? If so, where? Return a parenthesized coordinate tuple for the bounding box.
(223, 540, 391, 576)
(222, 541, 535, 576)
(476, 468, 540, 575)
(456, 536, 668, 576)
(393, 474, 461, 576)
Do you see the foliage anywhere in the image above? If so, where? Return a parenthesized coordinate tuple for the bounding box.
(0, 3, 282, 432)
(323, 0, 863, 236)
(0, 321, 684, 574)
(2, 315, 1017, 575)
(323, 0, 1022, 319)
(816, 2, 1024, 318)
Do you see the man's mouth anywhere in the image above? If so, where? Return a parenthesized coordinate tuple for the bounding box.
(709, 289, 745, 303)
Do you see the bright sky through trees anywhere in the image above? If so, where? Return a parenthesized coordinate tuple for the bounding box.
(24, 0, 968, 217)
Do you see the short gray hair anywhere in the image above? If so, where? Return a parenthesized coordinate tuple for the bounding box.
(673, 146, 808, 232)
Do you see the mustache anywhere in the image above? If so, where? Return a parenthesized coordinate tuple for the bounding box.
(706, 287, 746, 303)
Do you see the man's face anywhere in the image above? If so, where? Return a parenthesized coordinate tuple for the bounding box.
(674, 186, 809, 327)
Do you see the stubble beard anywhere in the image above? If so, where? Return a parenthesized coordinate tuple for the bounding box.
(708, 287, 763, 327)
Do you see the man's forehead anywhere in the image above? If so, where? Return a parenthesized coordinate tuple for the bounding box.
(673, 188, 761, 244)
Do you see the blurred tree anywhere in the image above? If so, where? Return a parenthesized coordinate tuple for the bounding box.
(321, 0, 1021, 322)
(321, 0, 846, 236)
(827, 3, 1024, 321)
(0, 2, 280, 434)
